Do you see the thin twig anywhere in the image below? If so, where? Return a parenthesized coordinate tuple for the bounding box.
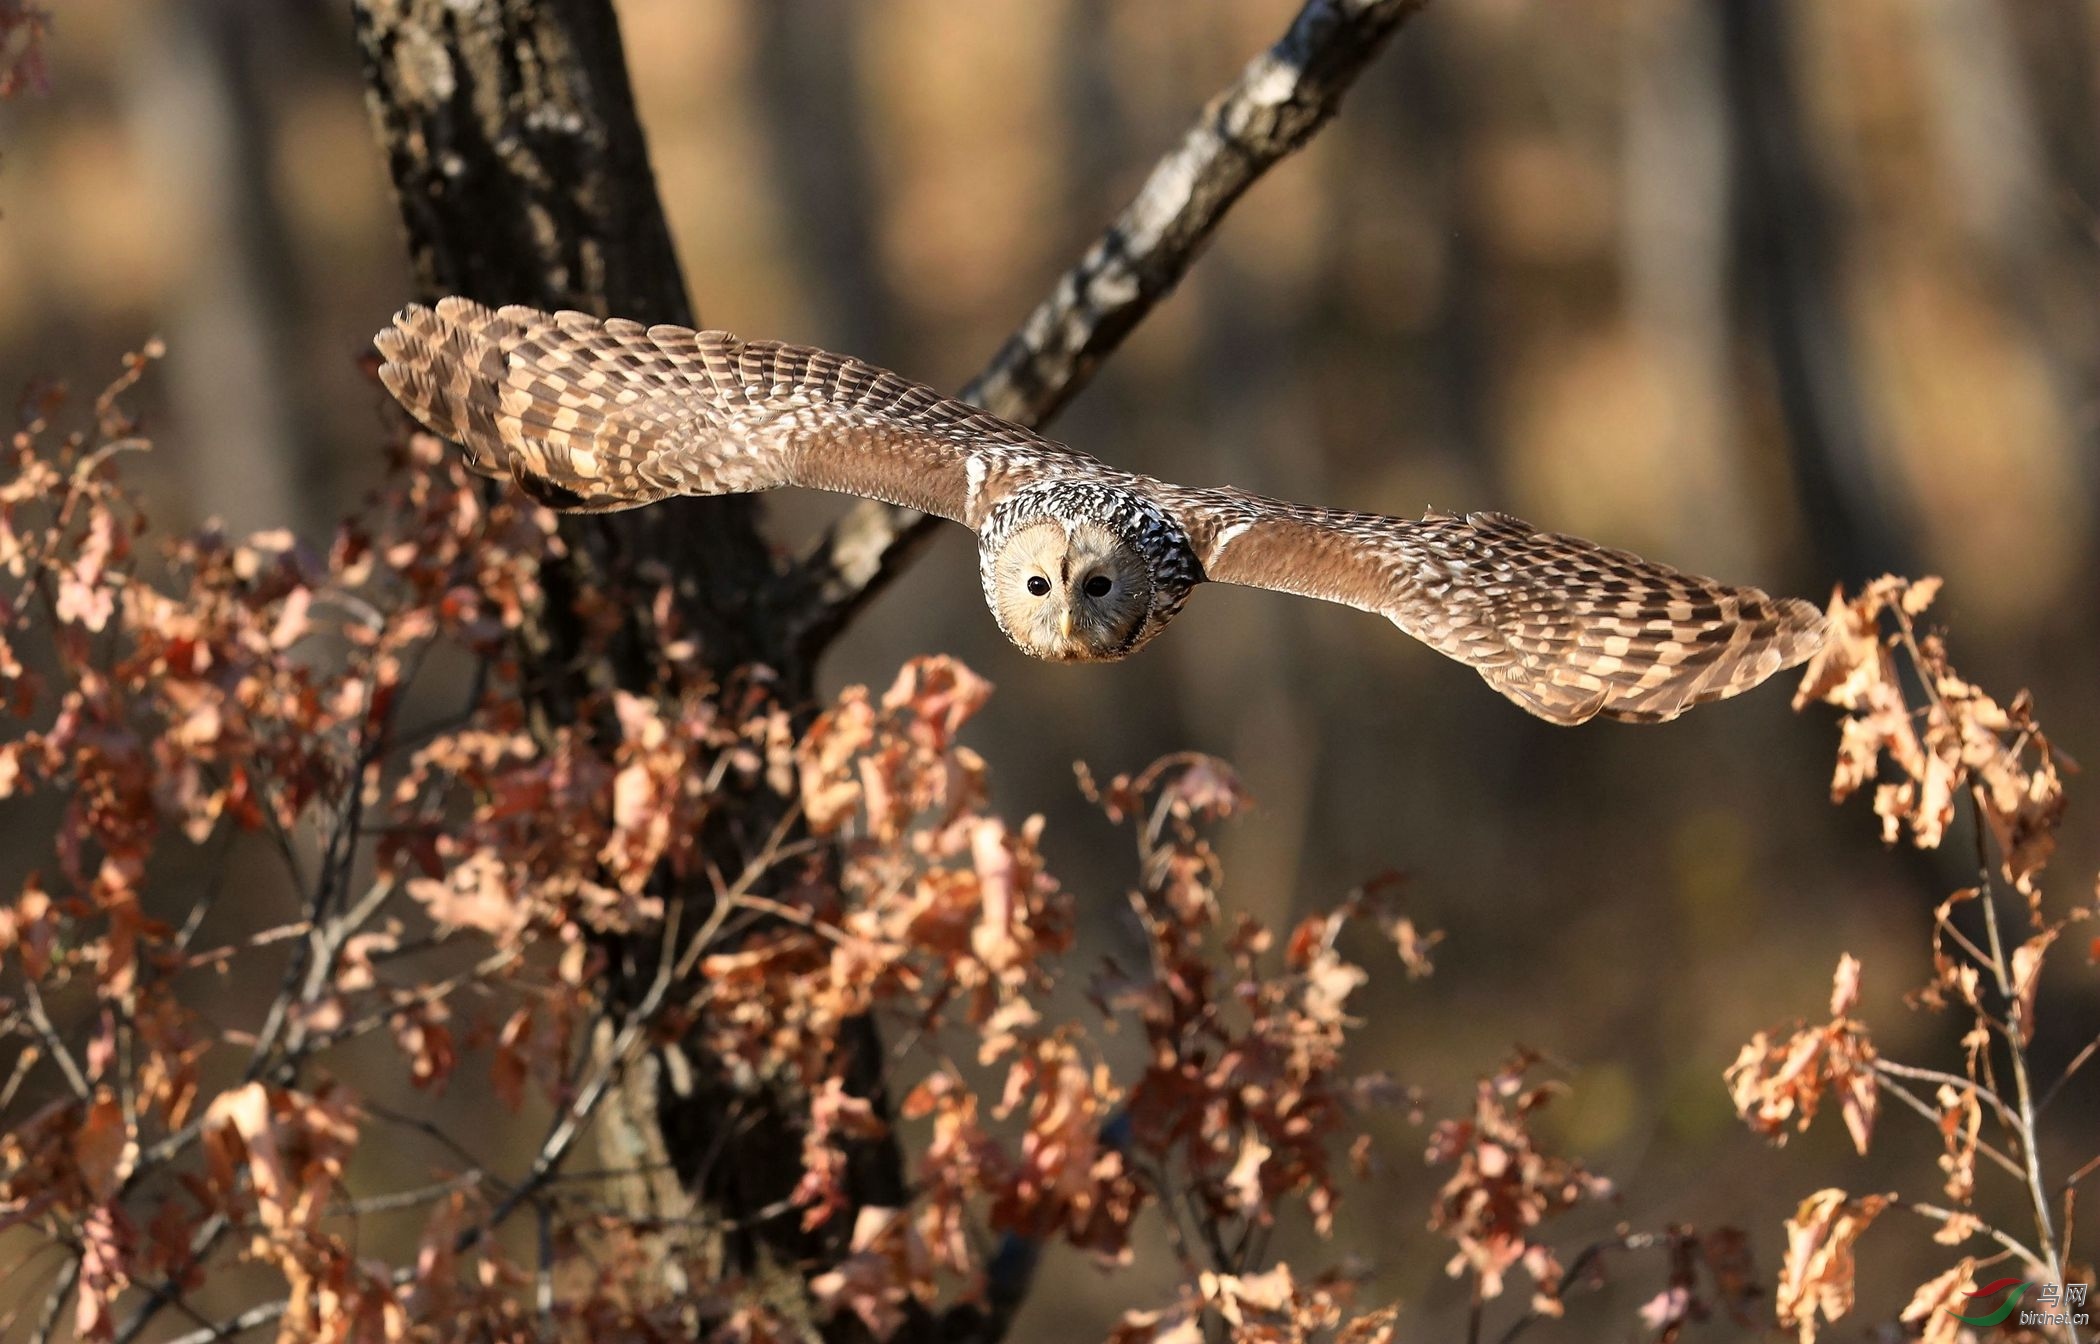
(1871, 1059, 2024, 1140)
(2065, 1152, 2100, 1194)
(330, 1173, 484, 1218)
(170, 828, 237, 956)
(475, 897, 687, 1244)
(725, 890, 861, 948)
(1495, 1231, 1671, 1344)
(21, 981, 88, 1101)
(29, 1254, 79, 1344)
(0, 1034, 41, 1111)
(1967, 791, 2067, 1306)
(164, 1052, 652, 1344)
(1931, 903, 1999, 983)
(2062, 1158, 2100, 1275)
(242, 628, 424, 1084)
(1893, 1196, 2046, 1274)
(294, 944, 520, 1060)
(111, 1214, 230, 1344)
(672, 805, 812, 985)
(362, 1101, 502, 1181)
(157, 1299, 288, 1344)
(177, 920, 316, 975)
(1873, 1069, 2027, 1184)
(2037, 1032, 2099, 1117)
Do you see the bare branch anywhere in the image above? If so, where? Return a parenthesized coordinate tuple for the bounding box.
(2037, 1031, 2099, 1116)
(1962, 781, 2068, 1300)
(788, 0, 1432, 655)
(30, 1254, 80, 1344)
(1870, 1058, 2024, 1136)
(112, 1216, 229, 1344)
(21, 980, 88, 1102)
(1892, 1197, 2046, 1275)
(1870, 1067, 2027, 1184)
(1495, 1231, 1671, 1344)
(158, 1299, 287, 1344)
(1881, 600, 2071, 1315)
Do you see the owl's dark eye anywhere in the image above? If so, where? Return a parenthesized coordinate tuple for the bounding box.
(1083, 574, 1114, 598)
(1026, 575, 1051, 597)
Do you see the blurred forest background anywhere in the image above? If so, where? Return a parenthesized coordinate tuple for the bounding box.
(2, 0, 2096, 1338)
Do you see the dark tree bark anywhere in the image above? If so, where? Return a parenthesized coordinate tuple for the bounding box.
(351, 0, 867, 1306)
(354, 0, 689, 324)
(351, 0, 1427, 1336)
(354, 0, 786, 679)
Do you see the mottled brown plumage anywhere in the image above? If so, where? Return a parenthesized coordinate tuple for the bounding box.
(375, 299, 1826, 724)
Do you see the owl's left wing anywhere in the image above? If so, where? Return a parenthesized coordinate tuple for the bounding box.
(1156, 485, 1825, 725)
(374, 300, 1093, 523)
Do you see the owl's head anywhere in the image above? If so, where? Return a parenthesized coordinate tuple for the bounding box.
(986, 516, 1155, 662)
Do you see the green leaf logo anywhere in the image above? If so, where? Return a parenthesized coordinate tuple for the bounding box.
(1949, 1278, 2030, 1327)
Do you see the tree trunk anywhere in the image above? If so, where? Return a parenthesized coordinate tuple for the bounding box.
(351, 0, 886, 1315)
(353, 0, 791, 675)
(1719, 0, 1910, 586)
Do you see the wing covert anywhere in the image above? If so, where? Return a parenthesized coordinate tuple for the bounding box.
(1160, 485, 1826, 725)
(374, 299, 1093, 524)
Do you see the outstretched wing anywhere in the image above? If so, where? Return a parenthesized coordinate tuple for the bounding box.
(1158, 486, 1825, 725)
(373, 299, 1091, 522)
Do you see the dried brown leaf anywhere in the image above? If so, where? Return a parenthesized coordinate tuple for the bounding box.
(1775, 1188, 1887, 1343)
(1899, 1258, 1977, 1344)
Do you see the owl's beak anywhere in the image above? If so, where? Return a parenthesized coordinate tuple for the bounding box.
(1057, 608, 1075, 641)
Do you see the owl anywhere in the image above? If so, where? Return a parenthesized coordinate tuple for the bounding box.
(374, 299, 1825, 725)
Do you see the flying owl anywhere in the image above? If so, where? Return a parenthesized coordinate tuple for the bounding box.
(374, 299, 1825, 725)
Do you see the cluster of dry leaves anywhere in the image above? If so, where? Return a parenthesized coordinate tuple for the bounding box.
(0, 358, 1739, 1343)
(1727, 577, 2095, 1344)
(1424, 1053, 1611, 1313)
(0, 350, 603, 1339)
(0, 1, 46, 99)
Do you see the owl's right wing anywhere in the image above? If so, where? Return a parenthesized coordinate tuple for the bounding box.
(1158, 485, 1826, 725)
(373, 299, 1092, 523)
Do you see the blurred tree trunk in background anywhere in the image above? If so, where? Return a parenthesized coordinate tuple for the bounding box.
(1911, 0, 2097, 508)
(750, 4, 901, 364)
(1622, 1, 1754, 576)
(124, 0, 309, 535)
(1719, 0, 1910, 586)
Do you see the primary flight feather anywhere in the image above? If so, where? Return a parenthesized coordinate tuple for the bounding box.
(374, 299, 1825, 725)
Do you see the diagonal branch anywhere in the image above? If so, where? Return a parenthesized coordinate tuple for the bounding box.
(787, 0, 1433, 659)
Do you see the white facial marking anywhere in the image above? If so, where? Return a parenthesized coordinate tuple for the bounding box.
(963, 454, 987, 512)
(1208, 520, 1251, 564)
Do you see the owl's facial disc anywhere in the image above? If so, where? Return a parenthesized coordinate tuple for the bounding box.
(991, 519, 1151, 662)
